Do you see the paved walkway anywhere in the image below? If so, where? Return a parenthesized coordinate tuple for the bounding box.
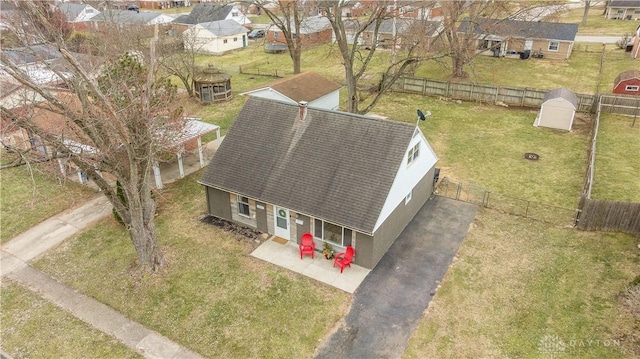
(1, 141, 220, 359)
(315, 196, 478, 359)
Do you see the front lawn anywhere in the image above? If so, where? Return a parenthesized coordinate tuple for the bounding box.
(0, 163, 97, 243)
(1, 282, 142, 358)
(32, 169, 350, 358)
(403, 209, 638, 358)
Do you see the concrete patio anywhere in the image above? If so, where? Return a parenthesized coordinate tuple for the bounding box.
(251, 237, 370, 293)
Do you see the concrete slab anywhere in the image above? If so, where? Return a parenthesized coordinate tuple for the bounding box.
(137, 333, 181, 359)
(251, 237, 370, 293)
(0, 252, 27, 276)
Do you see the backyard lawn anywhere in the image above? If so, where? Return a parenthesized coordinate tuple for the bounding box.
(558, 5, 640, 36)
(590, 113, 640, 202)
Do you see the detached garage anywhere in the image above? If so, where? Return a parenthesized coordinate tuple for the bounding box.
(534, 87, 578, 131)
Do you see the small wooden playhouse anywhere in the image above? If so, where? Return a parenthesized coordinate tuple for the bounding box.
(534, 87, 578, 131)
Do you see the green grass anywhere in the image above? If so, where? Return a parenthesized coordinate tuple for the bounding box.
(0, 164, 98, 243)
(371, 93, 590, 209)
(558, 5, 640, 36)
(590, 114, 640, 202)
(416, 46, 634, 95)
(1, 281, 142, 359)
(32, 169, 350, 358)
(403, 209, 639, 358)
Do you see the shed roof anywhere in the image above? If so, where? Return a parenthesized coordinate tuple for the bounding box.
(457, 18, 578, 42)
(197, 19, 248, 37)
(173, 3, 233, 25)
(614, 69, 640, 87)
(543, 87, 578, 108)
(241, 71, 341, 103)
(58, 3, 98, 22)
(199, 97, 418, 234)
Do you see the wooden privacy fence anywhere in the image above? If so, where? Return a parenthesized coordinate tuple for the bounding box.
(391, 76, 640, 116)
(576, 197, 640, 235)
(599, 94, 640, 117)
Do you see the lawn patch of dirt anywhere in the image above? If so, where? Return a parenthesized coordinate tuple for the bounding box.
(200, 215, 266, 247)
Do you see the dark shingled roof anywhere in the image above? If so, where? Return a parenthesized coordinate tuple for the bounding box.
(609, 1, 640, 7)
(173, 3, 233, 25)
(244, 71, 342, 103)
(199, 97, 417, 234)
(458, 19, 578, 42)
(614, 69, 640, 87)
(543, 87, 578, 108)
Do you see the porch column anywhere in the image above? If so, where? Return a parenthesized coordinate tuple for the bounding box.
(153, 161, 163, 189)
(197, 137, 205, 167)
(57, 158, 66, 177)
(177, 147, 185, 178)
(77, 169, 84, 184)
(216, 128, 221, 148)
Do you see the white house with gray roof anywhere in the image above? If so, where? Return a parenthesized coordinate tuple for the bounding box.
(183, 19, 248, 55)
(199, 97, 438, 269)
(58, 2, 99, 25)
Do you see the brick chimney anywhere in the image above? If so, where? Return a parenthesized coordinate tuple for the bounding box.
(298, 101, 308, 121)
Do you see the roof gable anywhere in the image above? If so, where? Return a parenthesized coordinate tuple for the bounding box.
(543, 87, 578, 108)
(243, 72, 341, 103)
(458, 19, 578, 42)
(200, 97, 418, 233)
(615, 69, 640, 87)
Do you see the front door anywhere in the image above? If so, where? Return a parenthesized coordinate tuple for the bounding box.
(524, 40, 533, 51)
(274, 206, 291, 240)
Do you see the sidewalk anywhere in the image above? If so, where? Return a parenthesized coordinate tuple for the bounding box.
(1, 140, 221, 359)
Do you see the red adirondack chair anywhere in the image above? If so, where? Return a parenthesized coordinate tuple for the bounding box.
(299, 232, 315, 259)
(333, 246, 354, 273)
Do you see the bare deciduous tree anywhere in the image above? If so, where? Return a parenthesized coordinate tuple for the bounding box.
(0, 2, 186, 271)
(249, 0, 305, 74)
(320, 0, 438, 114)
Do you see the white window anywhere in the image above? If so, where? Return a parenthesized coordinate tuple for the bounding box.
(548, 41, 559, 52)
(237, 195, 250, 217)
(232, 11, 239, 17)
(313, 219, 352, 247)
(223, 39, 228, 44)
(405, 190, 413, 204)
(407, 142, 420, 165)
(233, 37, 238, 42)
(625, 85, 640, 92)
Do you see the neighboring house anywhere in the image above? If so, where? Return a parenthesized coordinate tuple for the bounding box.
(613, 69, 640, 95)
(199, 97, 439, 269)
(631, 24, 640, 59)
(138, 0, 190, 9)
(605, 0, 640, 20)
(457, 19, 579, 60)
(90, 9, 174, 29)
(183, 19, 248, 55)
(534, 87, 578, 131)
(173, 3, 250, 31)
(58, 2, 100, 30)
(239, 71, 341, 110)
(362, 18, 443, 51)
(267, 16, 332, 46)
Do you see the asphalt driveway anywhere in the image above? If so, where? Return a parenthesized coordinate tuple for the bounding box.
(315, 195, 478, 359)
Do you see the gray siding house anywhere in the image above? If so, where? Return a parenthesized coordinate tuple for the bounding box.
(199, 97, 438, 269)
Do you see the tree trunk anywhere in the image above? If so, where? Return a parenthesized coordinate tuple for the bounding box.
(344, 60, 358, 114)
(292, 46, 302, 74)
(582, 0, 590, 26)
(451, 56, 467, 78)
(125, 186, 164, 271)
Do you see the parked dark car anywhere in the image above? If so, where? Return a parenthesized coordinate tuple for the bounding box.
(127, 4, 139, 12)
(248, 29, 265, 39)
